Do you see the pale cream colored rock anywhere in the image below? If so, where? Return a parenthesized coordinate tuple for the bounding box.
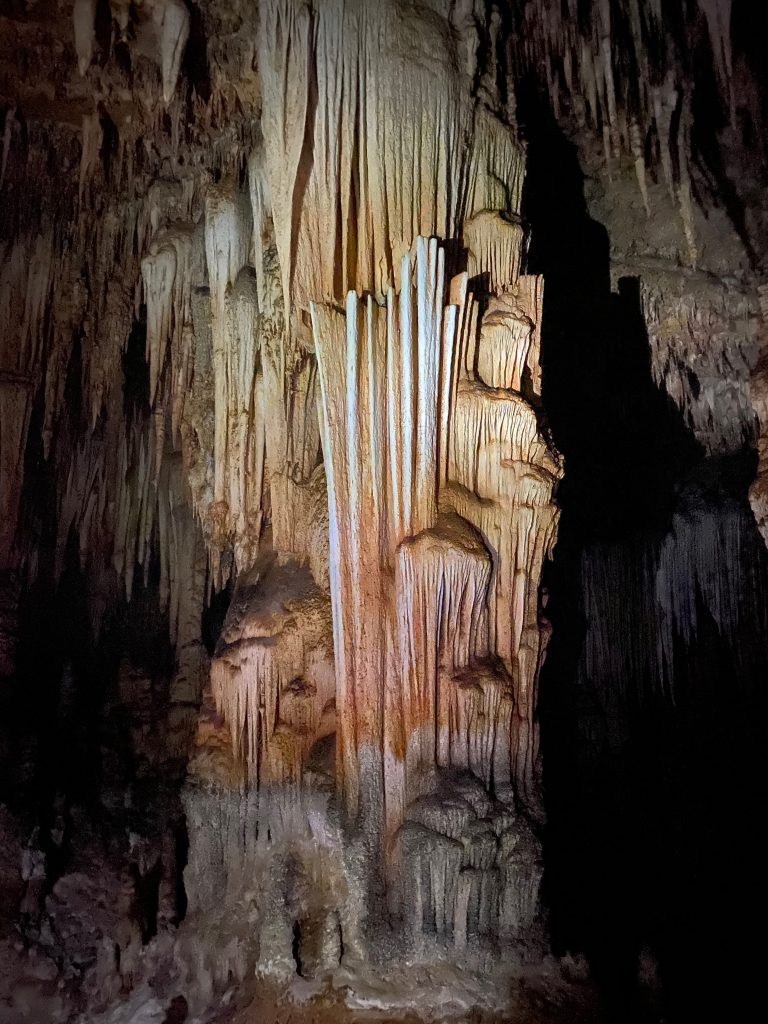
(211, 546, 334, 787)
(0, 0, 566, 983)
(72, 0, 96, 77)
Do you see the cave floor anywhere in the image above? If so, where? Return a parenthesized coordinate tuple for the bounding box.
(199, 964, 605, 1024)
(0, 929, 649, 1024)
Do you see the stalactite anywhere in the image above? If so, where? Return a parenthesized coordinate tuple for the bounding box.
(748, 284, 768, 546)
(464, 212, 525, 297)
(699, 0, 735, 124)
(210, 553, 334, 786)
(0, 105, 15, 189)
(582, 500, 765, 708)
(0, 229, 57, 568)
(638, 271, 760, 455)
(652, 74, 678, 202)
(154, 0, 191, 106)
(72, 0, 97, 77)
(509, 0, 744, 266)
(256, 0, 311, 313)
(630, 117, 651, 218)
(0, 375, 32, 568)
(142, 244, 177, 406)
(110, 0, 131, 34)
(203, 180, 252, 576)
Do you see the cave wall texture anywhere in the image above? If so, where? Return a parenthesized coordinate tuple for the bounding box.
(0, 1, 766, 1022)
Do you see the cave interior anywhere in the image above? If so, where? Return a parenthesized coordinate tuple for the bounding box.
(0, 1, 766, 1022)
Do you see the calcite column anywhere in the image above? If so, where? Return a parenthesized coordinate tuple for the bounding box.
(312, 240, 465, 832)
(191, 0, 562, 956)
(313, 235, 561, 836)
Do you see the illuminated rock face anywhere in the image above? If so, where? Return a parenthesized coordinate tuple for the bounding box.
(0, 0, 560, 998)
(181, 0, 561, 973)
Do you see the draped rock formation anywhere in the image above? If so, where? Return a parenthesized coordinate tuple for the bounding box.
(182, 0, 561, 977)
(3, 0, 765, 1020)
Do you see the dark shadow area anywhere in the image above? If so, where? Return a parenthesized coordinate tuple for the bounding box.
(131, 859, 161, 944)
(0, 319, 201, 951)
(162, 994, 189, 1024)
(519, 80, 768, 1021)
(519, 88, 702, 540)
(691, 17, 759, 269)
(182, 1, 212, 105)
(292, 920, 304, 977)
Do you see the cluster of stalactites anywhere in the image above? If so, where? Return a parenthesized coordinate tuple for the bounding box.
(0, 231, 55, 565)
(0, 199, 146, 579)
(638, 272, 761, 455)
(0, 1, 297, 660)
(0, 154, 212, 648)
(51, 417, 204, 650)
(73, 0, 190, 105)
(136, 160, 318, 592)
(511, 0, 738, 266)
(198, 0, 563, 836)
(312, 234, 560, 836)
(257, 0, 526, 311)
(0, 135, 306, 645)
(210, 569, 335, 788)
(390, 775, 542, 946)
(3, 0, 563, 848)
(580, 495, 768, 716)
(311, 239, 466, 827)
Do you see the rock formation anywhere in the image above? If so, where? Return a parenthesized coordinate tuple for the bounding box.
(0, 1, 765, 1021)
(181, 0, 561, 987)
